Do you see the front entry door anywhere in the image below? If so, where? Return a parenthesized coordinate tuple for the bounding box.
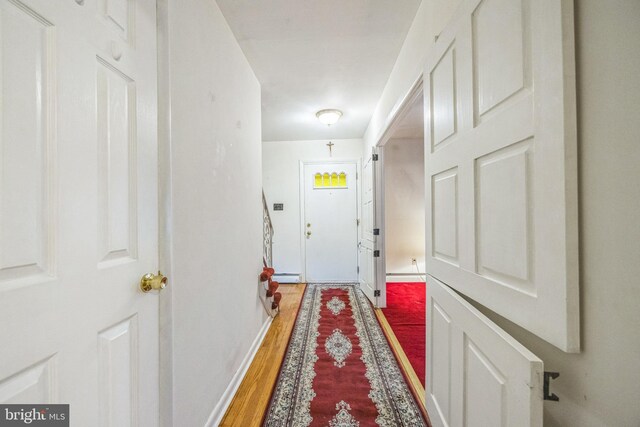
(0, 1, 159, 426)
(303, 162, 358, 282)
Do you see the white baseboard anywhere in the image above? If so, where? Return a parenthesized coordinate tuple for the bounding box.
(273, 273, 300, 283)
(205, 316, 273, 426)
(386, 274, 426, 283)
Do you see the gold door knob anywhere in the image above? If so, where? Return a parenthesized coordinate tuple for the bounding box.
(140, 271, 167, 293)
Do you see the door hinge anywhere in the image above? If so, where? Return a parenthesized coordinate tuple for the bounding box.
(357, 218, 360, 226)
(372, 154, 379, 161)
(373, 228, 380, 235)
(373, 250, 380, 257)
(374, 290, 381, 297)
(543, 372, 560, 402)
(357, 266, 360, 273)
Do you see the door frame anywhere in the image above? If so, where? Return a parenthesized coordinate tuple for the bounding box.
(157, 1, 175, 425)
(371, 74, 425, 307)
(299, 159, 362, 283)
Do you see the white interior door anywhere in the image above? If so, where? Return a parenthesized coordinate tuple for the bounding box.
(359, 153, 377, 304)
(0, 1, 159, 426)
(303, 162, 358, 282)
(427, 276, 543, 427)
(424, 0, 579, 351)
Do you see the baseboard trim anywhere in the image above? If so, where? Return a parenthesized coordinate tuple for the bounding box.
(273, 273, 300, 283)
(386, 274, 425, 283)
(205, 316, 274, 426)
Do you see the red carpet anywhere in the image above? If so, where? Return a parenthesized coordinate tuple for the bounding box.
(264, 284, 427, 426)
(382, 282, 426, 386)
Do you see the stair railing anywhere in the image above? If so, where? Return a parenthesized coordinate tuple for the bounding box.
(263, 191, 274, 268)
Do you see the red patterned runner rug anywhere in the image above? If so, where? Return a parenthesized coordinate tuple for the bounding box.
(264, 284, 428, 426)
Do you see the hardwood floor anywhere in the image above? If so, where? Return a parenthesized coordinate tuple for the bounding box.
(375, 308, 427, 409)
(220, 284, 427, 426)
(219, 283, 306, 427)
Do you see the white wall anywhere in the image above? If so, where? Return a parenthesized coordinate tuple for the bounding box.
(384, 138, 425, 277)
(162, 1, 267, 425)
(262, 139, 363, 275)
(368, 0, 640, 425)
(362, 0, 460, 153)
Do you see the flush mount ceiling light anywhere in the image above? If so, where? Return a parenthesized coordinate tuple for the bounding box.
(316, 109, 343, 126)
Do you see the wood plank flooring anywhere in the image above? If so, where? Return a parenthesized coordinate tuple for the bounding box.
(375, 308, 427, 408)
(219, 283, 306, 426)
(220, 284, 427, 426)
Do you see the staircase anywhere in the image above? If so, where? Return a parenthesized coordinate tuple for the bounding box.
(261, 191, 279, 317)
(263, 191, 274, 268)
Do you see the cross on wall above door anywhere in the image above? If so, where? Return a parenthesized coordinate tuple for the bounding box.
(326, 141, 334, 157)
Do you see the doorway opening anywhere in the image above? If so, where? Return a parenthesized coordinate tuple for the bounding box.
(376, 87, 426, 390)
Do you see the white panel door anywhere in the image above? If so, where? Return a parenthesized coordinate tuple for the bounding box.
(359, 153, 377, 304)
(0, 1, 159, 426)
(304, 162, 358, 282)
(424, 0, 579, 351)
(427, 276, 543, 427)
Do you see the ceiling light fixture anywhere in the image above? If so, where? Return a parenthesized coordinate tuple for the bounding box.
(316, 109, 343, 126)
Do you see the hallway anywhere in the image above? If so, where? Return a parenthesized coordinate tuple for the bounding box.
(0, 1, 638, 426)
(221, 284, 428, 426)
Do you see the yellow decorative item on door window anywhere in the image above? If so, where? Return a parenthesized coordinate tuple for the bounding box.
(314, 171, 348, 189)
(339, 172, 347, 187)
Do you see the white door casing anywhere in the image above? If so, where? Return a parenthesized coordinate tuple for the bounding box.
(0, 1, 159, 426)
(374, 147, 387, 308)
(303, 161, 358, 282)
(424, 0, 579, 351)
(370, 79, 424, 307)
(359, 152, 377, 304)
(426, 276, 543, 427)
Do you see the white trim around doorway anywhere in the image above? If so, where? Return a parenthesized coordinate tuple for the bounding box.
(372, 74, 424, 307)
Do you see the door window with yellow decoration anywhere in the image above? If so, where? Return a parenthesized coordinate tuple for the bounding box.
(304, 162, 358, 282)
(314, 171, 348, 189)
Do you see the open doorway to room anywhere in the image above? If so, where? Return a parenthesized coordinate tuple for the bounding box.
(377, 91, 426, 390)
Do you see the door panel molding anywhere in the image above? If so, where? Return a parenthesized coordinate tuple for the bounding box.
(424, 0, 579, 352)
(427, 276, 543, 427)
(0, 1, 160, 424)
(0, 0, 56, 290)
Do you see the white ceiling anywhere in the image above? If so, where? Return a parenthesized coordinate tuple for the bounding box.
(216, 0, 422, 142)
